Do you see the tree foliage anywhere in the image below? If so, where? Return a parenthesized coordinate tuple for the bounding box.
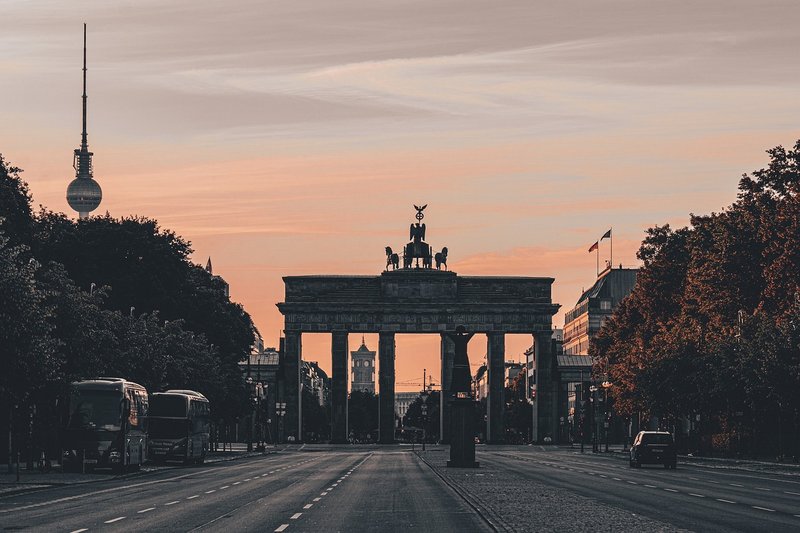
(0, 154, 257, 459)
(592, 140, 800, 457)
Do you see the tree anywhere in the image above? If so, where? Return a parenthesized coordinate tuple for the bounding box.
(348, 391, 378, 441)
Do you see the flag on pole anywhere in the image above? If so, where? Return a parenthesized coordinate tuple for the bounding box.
(601, 229, 612, 240)
(588, 241, 599, 253)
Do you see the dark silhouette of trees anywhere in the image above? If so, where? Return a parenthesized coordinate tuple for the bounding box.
(348, 391, 378, 442)
(0, 154, 256, 462)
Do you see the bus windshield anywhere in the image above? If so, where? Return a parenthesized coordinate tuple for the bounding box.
(149, 395, 188, 417)
(149, 417, 189, 439)
(68, 389, 123, 430)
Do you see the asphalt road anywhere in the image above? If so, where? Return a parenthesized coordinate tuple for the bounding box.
(0, 448, 489, 532)
(479, 446, 800, 532)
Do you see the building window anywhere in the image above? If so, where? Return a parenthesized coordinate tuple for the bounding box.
(600, 299, 611, 310)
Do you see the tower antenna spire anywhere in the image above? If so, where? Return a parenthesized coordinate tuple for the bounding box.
(81, 22, 88, 150)
(67, 22, 102, 219)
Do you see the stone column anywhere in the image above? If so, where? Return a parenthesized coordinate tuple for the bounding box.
(378, 332, 396, 444)
(533, 331, 556, 443)
(440, 334, 455, 443)
(283, 330, 301, 443)
(486, 332, 506, 444)
(331, 331, 349, 444)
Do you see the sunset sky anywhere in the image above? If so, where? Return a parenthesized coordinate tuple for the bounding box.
(3, 1, 800, 390)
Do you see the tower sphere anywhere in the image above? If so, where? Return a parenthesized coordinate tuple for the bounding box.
(66, 177, 102, 214)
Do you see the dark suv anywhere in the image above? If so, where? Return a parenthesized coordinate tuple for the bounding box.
(629, 431, 677, 469)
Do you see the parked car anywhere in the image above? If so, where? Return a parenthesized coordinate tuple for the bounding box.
(629, 431, 677, 469)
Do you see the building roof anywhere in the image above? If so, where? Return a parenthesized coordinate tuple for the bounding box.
(352, 336, 375, 355)
(556, 355, 594, 368)
(574, 267, 638, 306)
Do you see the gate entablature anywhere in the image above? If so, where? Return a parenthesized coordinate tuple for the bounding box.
(278, 271, 558, 333)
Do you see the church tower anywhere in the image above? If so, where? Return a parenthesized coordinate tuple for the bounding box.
(351, 337, 376, 394)
(66, 24, 102, 219)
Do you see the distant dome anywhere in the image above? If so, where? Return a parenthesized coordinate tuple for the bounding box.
(66, 177, 102, 213)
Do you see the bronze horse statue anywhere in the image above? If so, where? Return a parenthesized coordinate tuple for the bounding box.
(385, 246, 400, 270)
(435, 247, 448, 270)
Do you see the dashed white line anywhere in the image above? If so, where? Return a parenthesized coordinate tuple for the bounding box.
(291, 513, 302, 520)
(627, 481, 638, 485)
(320, 492, 329, 496)
(644, 484, 656, 488)
(313, 497, 321, 502)
(105, 517, 126, 523)
(220, 485, 230, 489)
(752, 506, 775, 512)
(165, 501, 180, 506)
(233, 482, 241, 485)
(755, 487, 771, 491)
(303, 504, 313, 509)
(612, 477, 622, 481)
(708, 480, 720, 484)
(205, 490, 216, 494)
(716, 499, 736, 504)
(187, 495, 199, 500)
(275, 525, 289, 532)
(70, 529, 88, 533)
(786, 491, 800, 496)
(137, 507, 156, 514)
(730, 483, 744, 487)
(688, 493, 705, 498)
(664, 488, 679, 493)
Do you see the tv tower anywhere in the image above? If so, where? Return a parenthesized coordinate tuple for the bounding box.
(66, 23, 102, 219)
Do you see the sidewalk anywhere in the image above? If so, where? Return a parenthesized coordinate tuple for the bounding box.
(0, 445, 278, 497)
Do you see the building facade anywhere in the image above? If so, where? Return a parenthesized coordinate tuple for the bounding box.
(562, 267, 637, 356)
(350, 338, 376, 394)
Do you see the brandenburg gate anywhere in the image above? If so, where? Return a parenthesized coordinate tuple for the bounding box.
(277, 206, 560, 444)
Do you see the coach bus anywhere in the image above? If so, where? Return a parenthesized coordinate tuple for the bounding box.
(61, 378, 149, 472)
(148, 390, 210, 464)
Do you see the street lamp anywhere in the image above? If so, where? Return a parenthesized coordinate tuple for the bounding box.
(589, 385, 598, 453)
(420, 389, 430, 451)
(601, 380, 613, 452)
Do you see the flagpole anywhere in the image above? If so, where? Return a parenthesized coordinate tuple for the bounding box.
(596, 242, 599, 277)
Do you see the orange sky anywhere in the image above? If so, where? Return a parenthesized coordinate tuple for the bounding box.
(3, 1, 800, 390)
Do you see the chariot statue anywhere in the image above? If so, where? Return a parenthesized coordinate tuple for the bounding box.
(384, 204, 448, 271)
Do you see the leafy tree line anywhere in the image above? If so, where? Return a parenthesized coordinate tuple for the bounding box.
(0, 155, 256, 462)
(591, 140, 800, 459)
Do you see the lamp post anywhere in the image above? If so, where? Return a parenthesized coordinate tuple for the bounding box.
(602, 380, 613, 452)
(420, 389, 429, 452)
(589, 384, 598, 453)
(276, 402, 286, 443)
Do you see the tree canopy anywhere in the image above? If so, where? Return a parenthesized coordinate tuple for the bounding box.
(592, 140, 800, 457)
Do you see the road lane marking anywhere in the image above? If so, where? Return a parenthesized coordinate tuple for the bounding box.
(321, 492, 329, 496)
(753, 506, 775, 512)
(313, 497, 321, 502)
(303, 504, 313, 509)
(730, 483, 744, 487)
(689, 493, 705, 498)
(291, 513, 302, 519)
(105, 517, 126, 523)
(187, 495, 199, 499)
(220, 485, 230, 489)
(233, 482, 241, 485)
(205, 490, 216, 494)
(708, 480, 720, 484)
(786, 491, 800, 496)
(612, 478, 621, 481)
(689, 477, 698, 480)
(275, 525, 289, 532)
(138, 507, 156, 514)
(755, 487, 771, 491)
(664, 488, 678, 493)
(627, 481, 637, 485)
(716, 499, 736, 504)
(165, 501, 180, 506)
(644, 484, 656, 488)
(70, 529, 88, 533)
